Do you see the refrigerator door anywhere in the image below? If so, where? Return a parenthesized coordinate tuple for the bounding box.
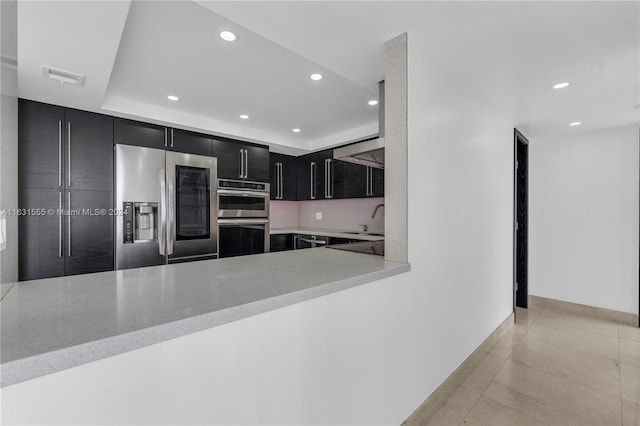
(165, 151, 218, 262)
(115, 145, 167, 269)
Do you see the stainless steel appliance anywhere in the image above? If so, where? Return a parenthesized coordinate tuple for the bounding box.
(217, 179, 269, 217)
(115, 144, 217, 269)
(217, 179, 270, 258)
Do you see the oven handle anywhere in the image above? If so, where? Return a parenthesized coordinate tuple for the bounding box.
(217, 189, 270, 198)
(217, 218, 270, 226)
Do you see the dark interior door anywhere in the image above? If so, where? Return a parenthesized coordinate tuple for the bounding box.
(515, 129, 529, 308)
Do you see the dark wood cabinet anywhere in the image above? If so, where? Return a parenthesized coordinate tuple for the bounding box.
(66, 109, 113, 192)
(270, 153, 298, 200)
(333, 161, 384, 199)
(212, 138, 269, 181)
(18, 99, 114, 280)
(297, 150, 339, 200)
(270, 233, 296, 252)
(372, 167, 384, 197)
(18, 189, 66, 280)
(18, 100, 65, 190)
(115, 119, 214, 156)
(168, 128, 213, 156)
(114, 118, 166, 150)
(65, 189, 114, 276)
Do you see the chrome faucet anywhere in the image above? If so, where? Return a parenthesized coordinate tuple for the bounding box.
(371, 203, 385, 219)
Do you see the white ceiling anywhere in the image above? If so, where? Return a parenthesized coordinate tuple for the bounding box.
(17, 1, 639, 152)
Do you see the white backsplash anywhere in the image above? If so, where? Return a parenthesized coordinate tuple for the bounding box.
(271, 198, 385, 233)
(269, 201, 300, 229)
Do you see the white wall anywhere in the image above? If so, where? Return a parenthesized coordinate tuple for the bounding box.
(0, 0, 19, 283)
(1, 38, 515, 424)
(530, 125, 639, 315)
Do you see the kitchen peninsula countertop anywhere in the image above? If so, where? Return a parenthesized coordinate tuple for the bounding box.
(270, 227, 385, 241)
(1, 248, 409, 387)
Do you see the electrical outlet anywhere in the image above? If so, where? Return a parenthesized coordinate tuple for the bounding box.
(315, 212, 322, 220)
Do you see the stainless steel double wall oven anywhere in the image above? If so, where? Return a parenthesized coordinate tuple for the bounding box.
(217, 179, 270, 258)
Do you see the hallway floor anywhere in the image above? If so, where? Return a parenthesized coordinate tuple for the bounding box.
(429, 306, 640, 426)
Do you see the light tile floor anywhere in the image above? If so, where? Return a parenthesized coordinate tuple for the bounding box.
(428, 306, 640, 426)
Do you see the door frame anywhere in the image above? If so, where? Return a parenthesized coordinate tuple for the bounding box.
(514, 129, 529, 310)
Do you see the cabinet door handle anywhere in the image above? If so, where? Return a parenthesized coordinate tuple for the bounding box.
(58, 121, 62, 187)
(58, 192, 63, 257)
(67, 122, 71, 187)
(310, 162, 316, 199)
(67, 192, 71, 257)
(170, 128, 174, 148)
(164, 128, 168, 147)
(279, 163, 283, 199)
(366, 166, 370, 196)
(325, 159, 333, 198)
(243, 149, 249, 178)
(239, 149, 244, 178)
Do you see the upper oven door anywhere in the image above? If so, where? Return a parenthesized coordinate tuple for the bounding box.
(166, 151, 218, 261)
(217, 189, 269, 218)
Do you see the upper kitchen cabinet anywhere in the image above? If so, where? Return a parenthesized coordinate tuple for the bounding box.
(212, 138, 269, 182)
(336, 162, 385, 198)
(19, 100, 113, 192)
(114, 118, 166, 150)
(114, 119, 213, 156)
(270, 153, 298, 200)
(18, 100, 65, 190)
(297, 149, 338, 200)
(167, 128, 213, 156)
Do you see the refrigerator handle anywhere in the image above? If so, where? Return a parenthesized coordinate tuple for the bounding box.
(158, 169, 166, 256)
(167, 167, 175, 255)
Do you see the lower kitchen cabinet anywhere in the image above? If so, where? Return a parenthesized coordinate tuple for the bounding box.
(270, 234, 296, 252)
(18, 189, 114, 281)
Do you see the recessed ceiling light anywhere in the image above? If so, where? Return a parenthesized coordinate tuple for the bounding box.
(292, 128, 301, 133)
(310, 73, 323, 81)
(553, 82, 570, 89)
(569, 121, 582, 126)
(167, 95, 179, 101)
(240, 114, 249, 119)
(220, 31, 236, 42)
(368, 100, 378, 106)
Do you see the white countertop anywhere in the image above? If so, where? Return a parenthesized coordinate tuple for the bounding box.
(0, 248, 409, 387)
(271, 227, 385, 241)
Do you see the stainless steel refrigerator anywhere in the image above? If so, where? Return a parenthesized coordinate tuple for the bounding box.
(115, 144, 217, 269)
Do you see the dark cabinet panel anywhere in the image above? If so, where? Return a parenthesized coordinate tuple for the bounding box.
(372, 167, 384, 197)
(296, 234, 329, 249)
(18, 189, 65, 281)
(212, 139, 243, 179)
(18, 100, 65, 190)
(270, 153, 298, 201)
(66, 109, 113, 192)
(245, 145, 270, 182)
(270, 233, 296, 252)
(169, 129, 213, 156)
(65, 189, 114, 276)
(212, 138, 269, 182)
(113, 118, 166, 150)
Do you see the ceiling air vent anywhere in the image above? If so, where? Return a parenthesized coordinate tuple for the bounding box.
(41, 66, 85, 86)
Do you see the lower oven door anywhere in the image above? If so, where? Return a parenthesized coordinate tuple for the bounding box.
(218, 219, 270, 258)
